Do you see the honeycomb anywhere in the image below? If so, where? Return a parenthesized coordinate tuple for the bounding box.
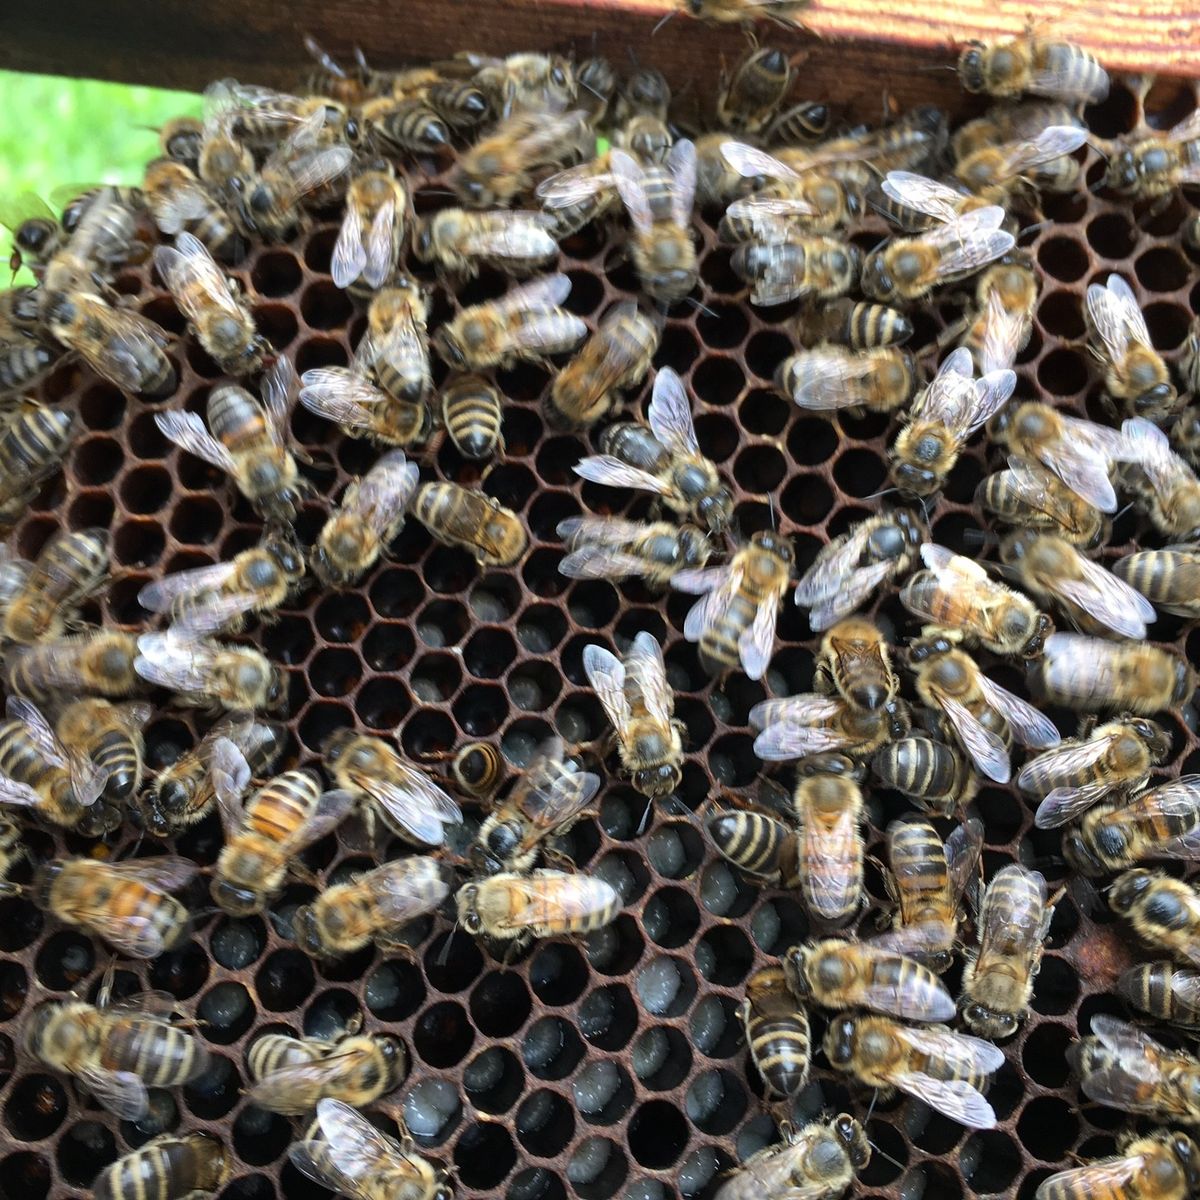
(1, 63, 1199, 1200)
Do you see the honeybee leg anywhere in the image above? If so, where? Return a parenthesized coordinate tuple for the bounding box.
(376, 936, 420, 963)
(812, 658, 834, 695)
(288, 861, 321, 887)
(541, 845, 580, 872)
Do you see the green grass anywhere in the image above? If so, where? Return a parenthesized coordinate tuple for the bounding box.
(0, 70, 201, 281)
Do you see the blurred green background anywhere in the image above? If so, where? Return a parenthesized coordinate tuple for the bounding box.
(0, 70, 201, 280)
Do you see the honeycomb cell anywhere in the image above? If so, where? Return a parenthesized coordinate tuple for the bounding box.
(456, 1123, 518, 1190)
(0, 1152, 50, 1200)
(739, 388, 790, 436)
(529, 943, 589, 1007)
(1136, 246, 1189, 293)
(1143, 75, 1195, 130)
(523, 1016, 585, 1079)
(781, 472, 834, 525)
(365, 959, 426, 1022)
(148, 939, 210, 1000)
(57, 1121, 117, 1187)
(415, 1000, 475, 1067)
(628, 1100, 689, 1168)
(4, 1075, 67, 1142)
(362, 622, 417, 671)
(34, 932, 89, 992)
(404, 1078, 462, 1145)
(168, 494, 224, 544)
(696, 926, 753, 985)
(697, 303, 749, 349)
(1017, 1096, 1079, 1162)
(252, 249, 303, 296)
(79, 384, 126, 430)
(416, 597, 470, 646)
(646, 821, 704, 880)
(685, 1068, 746, 1135)
(309, 646, 363, 696)
(733, 443, 785, 492)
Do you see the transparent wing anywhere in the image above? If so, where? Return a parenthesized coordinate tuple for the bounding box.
(1121, 416, 1195, 501)
(460, 212, 558, 261)
(739, 593, 781, 681)
(1034, 780, 1118, 829)
(155, 232, 242, 323)
(134, 631, 216, 693)
(582, 644, 631, 732)
(137, 561, 238, 613)
(801, 804, 859, 920)
(6, 695, 67, 766)
(893, 1072, 997, 1129)
(610, 150, 652, 233)
(750, 694, 843, 732)
(880, 170, 967, 224)
(928, 207, 1015, 277)
(260, 356, 294, 443)
(316, 1099, 408, 1182)
(805, 562, 892, 631)
(671, 563, 730, 595)
(560, 547, 660, 580)
(282, 788, 354, 853)
(299, 366, 389, 431)
(66, 303, 171, 394)
(867, 920, 956, 959)
(1017, 734, 1115, 796)
(1033, 1158, 1146, 1198)
(719, 141, 798, 181)
(331, 202, 367, 289)
(754, 721, 853, 761)
(536, 162, 615, 209)
(626, 631, 673, 726)
(783, 348, 869, 411)
(976, 674, 1061, 749)
(853, 948, 956, 1021)
(501, 311, 587, 355)
(573, 454, 672, 495)
(945, 818, 984, 898)
(991, 126, 1088, 179)
(0, 775, 49, 809)
(92, 855, 197, 891)
(75, 909, 167, 959)
(348, 449, 419, 529)
(362, 197, 399, 289)
(667, 138, 697, 226)
(79, 1065, 150, 1121)
(793, 525, 877, 605)
(155, 411, 237, 473)
(365, 857, 453, 924)
(1054, 556, 1155, 639)
(647, 367, 700, 455)
(897, 1024, 1005, 1073)
(1038, 434, 1120, 513)
(940, 694, 1011, 783)
(724, 195, 817, 230)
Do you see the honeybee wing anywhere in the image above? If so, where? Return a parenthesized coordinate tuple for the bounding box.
(299, 366, 390, 434)
(346, 449, 420, 531)
(1121, 416, 1196, 500)
(0, 774, 48, 810)
(308, 1098, 412, 1185)
(5, 695, 67, 768)
(458, 211, 559, 261)
(155, 411, 238, 474)
(1039, 415, 1133, 513)
(610, 149, 653, 234)
(918, 539, 983, 578)
(754, 708, 856, 761)
(1137, 775, 1200, 819)
(1161, 108, 1200, 149)
(502, 311, 587, 356)
(573, 454, 672, 496)
(282, 787, 355, 854)
(720, 141, 800, 182)
(359, 763, 462, 847)
(846, 947, 957, 1021)
(799, 797, 859, 920)
(583, 643, 632, 731)
(805, 561, 893, 633)
(361, 197, 400, 290)
(666, 138, 697, 226)
(880, 171, 968, 225)
(1053, 555, 1156, 640)
(492, 871, 620, 934)
(671, 562, 730, 595)
(364, 857, 453, 924)
(91, 855, 199, 891)
(990, 125, 1088, 180)
(559, 547, 658, 580)
(491, 272, 575, 318)
(784, 348, 874, 411)
(331, 199, 369, 289)
(248, 1056, 348, 1113)
(1033, 1156, 1151, 1200)
(927, 206, 1015, 279)
(134, 630, 217, 694)
(794, 523, 888, 614)
(740, 589, 781, 681)
(260, 355, 295, 447)
(137, 560, 238, 614)
(70, 907, 170, 959)
(945, 817, 984, 899)
(147, 176, 212, 235)
(536, 162, 616, 209)
(78, 1064, 151, 1121)
(154, 231, 243, 327)
(647, 367, 700, 456)
(867, 919, 957, 959)
(275, 144, 354, 200)
(749, 694, 843, 732)
(1076, 1016, 1179, 1113)
(1086, 273, 1144, 362)
(64, 301, 172, 395)
(678, 563, 743, 642)
(725, 195, 819, 231)
(979, 289, 1026, 374)
(897, 1023, 1005, 1075)
(939, 694, 1012, 783)
(509, 738, 601, 830)
(891, 1072, 997, 1129)
(976, 673, 1061, 749)
(627, 631, 674, 725)
(1020, 735, 1120, 819)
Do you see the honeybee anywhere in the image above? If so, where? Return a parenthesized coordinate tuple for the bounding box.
(1110, 869, 1200, 968)
(414, 208, 558, 278)
(1085, 274, 1179, 422)
(94, 1133, 229, 1200)
(910, 635, 1059, 783)
(0, 404, 75, 526)
(469, 51, 577, 118)
(24, 990, 210, 1120)
(41, 185, 141, 289)
(154, 231, 268, 376)
(1179, 315, 1200, 398)
(824, 1014, 1002, 1129)
(0, 192, 63, 274)
(0, 286, 45, 337)
(290, 1098, 452, 1200)
(352, 92, 452, 156)
(957, 32, 1109, 102)
(457, 868, 621, 948)
(673, 530, 793, 680)
(323, 729, 462, 849)
(471, 735, 600, 875)
(871, 737, 977, 816)
(1039, 631, 1196, 716)
(449, 742, 504, 798)
(960, 259, 1039, 375)
(607, 140, 698, 304)
(137, 716, 284, 837)
(0, 695, 113, 834)
(412, 482, 528, 568)
(159, 113, 205, 165)
(156, 356, 308, 522)
(1114, 546, 1200, 620)
(683, 0, 812, 27)
(33, 854, 195, 960)
(739, 965, 811, 1099)
(135, 630, 284, 713)
(960, 864, 1053, 1039)
(450, 109, 589, 208)
(1000, 530, 1155, 641)
(1118, 961, 1200, 1028)
(991, 401, 1132, 513)
(717, 45, 793, 134)
(1102, 108, 1200, 200)
(576, 56, 617, 125)
(952, 125, 1088, 205)
(442, 374, 503, 460)
(331, 163, 407, 291)
(751, 691, 909, 763)
(546, 301, 659, 431)
(1120, 416, 1200, 542)
(976, 455, 1108, 549)
(236, 109, 353, 241)
(871, 815, 982, 970)
(434, 272, 587, 370)
(56, 699, 152, 802)
(786, 939, 955, 1021)
(557, 516, 711, 590)
(312, 449, 420, 587)
(584, 631, 683, 798)
(814, 617, 897, 712)
(860, 205, 1014, 304)
(211, 759, 353, 915)
(299, 368, 430, 450)
(693, 132, 752, 209)
(142, 158, 244, 264)
(4, 630, 141, 702)
(574, 367, 733, 532)
(1062, 775, 1200, 877)
(42, 289, 175, 398)
(793, 509, 926, 632)
(293, 855, 452, 959)
(247, 1029, 406, 1115)
(900, 543, 1051, 659)
(775, 345, 915, 416)
(138, 534, 305, 636)
(1018, 717, 1170, 829)
(1035, 1130, 1200, 1200)
(890, 346, 1017, 499)
(359, 280, 434, 405)
(730, 237, 861, 307)
(715, 1114, 868, 1200)
(1069, 1015, 1200, 1124)
(195, 109, 255, 201)
(0, 527, 108, 645)
(535, 150, 625, 239)
(791, 765, 868, 927)
(798, 298, 912, 350)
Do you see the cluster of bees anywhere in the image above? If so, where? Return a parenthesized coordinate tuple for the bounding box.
(0, 6, 1199, 1200)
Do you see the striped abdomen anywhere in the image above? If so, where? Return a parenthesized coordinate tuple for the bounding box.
(93, 1133, 227, 1200)
(102, 1016, 208, 1086)
(889, 819, 953, 927)
(442, 375, 502, 459)
(207, 386, 270, 455)
(707, 811, 792, 880)
(0, 341, 57, 394)
(701, 591, 756, 673)
(248, 1033, 323, 1081)
(0, 405, 73, 509)
(245, 770, 322, 845)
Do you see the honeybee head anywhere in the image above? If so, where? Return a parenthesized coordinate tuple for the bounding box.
(956, 42, 987, 93)
(1171, 1134, 1200, 1191)
(833, 1114, 870, 1170)
(634, 762, 681, 797)
(1108, 868, 1153, 915)
(962, 1001, 1018, 1040)
(859, 251, 894, 302)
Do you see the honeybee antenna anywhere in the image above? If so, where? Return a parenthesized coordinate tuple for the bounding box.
(768, 492, 777, 530)
(652, 10, 676, 35)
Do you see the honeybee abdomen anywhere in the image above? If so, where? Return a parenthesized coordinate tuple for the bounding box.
(452, 741, 503, 796)
(1040, 41, 1107, 101)
(247, 772, 321, 842)
(0, 721, 53, 787)
(0, 406, 73, 480)
(889, 821, 951, 916)
(93, 1134, 225, 1200)
(1119, 961, 1200, 1025)
(375, 349, 431, 406)
(442, 376, 502, 459)
(600, 423, 669, 472)
(701, 592, 756, 674)
(248, 1033, 322, 1080)
(0, 342, 57, 393)
(207, 387, 267, 452)
(743, 992, 811, 1097)
(105, 1019, 206, 1085)
(707, 811, 789, 878)
(87, 727, 142, 798)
